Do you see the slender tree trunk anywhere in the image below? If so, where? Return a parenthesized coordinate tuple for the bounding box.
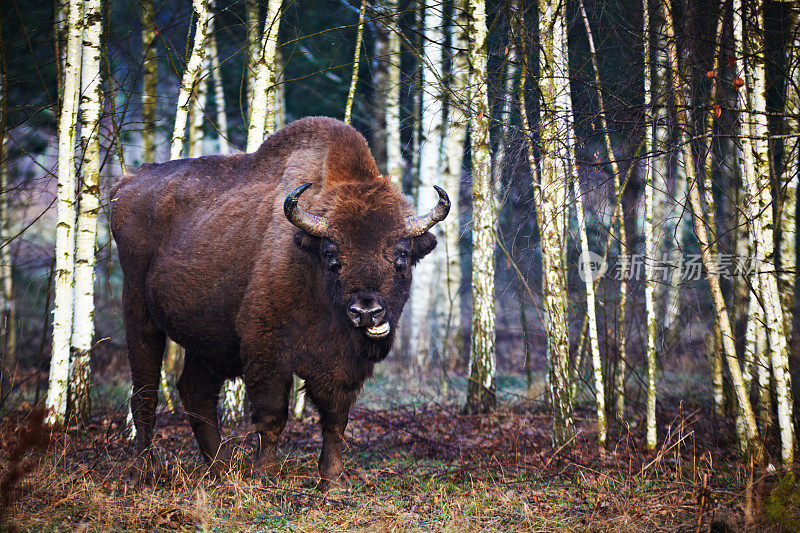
(578, 0, 628, 419)
(641, 0, 657, 449)
(464, 0, 495, 415)
(0, 7, 15, 399)
(701, 0, 727, 417)
(208, 32, 229, 154)
(343, 0, 367, 124)
(46, 0, 83, 427)
(245, 0, 259, 124)
(779, 4, 798, 344)
(246, 0, 281, 151)
(170, 0, 213, 159)
(409, 1, 446, 372)
(733, 0, 767, 438)
(141, 0, 157, 164)
(440, 1, 467, 369)
(663, 0, 762, 461)
(746, 0, 794, 465)
(70, 0, 103, 422)
(537, 0, 574, 445)
(385, 0, 402, 188)
(188, 38, 209, 159)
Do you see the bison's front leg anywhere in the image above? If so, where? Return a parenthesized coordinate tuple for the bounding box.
(244, 368, 292, 483)
(316, 405, 351, 492)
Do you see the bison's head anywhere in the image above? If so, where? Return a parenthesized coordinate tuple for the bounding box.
(284, 181, 448, 344)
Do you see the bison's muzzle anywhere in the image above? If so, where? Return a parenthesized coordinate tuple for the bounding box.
(347, 294, 389, 338)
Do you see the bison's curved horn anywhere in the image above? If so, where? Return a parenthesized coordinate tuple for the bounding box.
(405, 185, 450, 236)
(284, 183, 329, 237)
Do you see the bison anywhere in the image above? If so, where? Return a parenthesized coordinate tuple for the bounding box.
(110, 116, 449, 491)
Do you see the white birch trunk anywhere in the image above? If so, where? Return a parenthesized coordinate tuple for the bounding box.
(291, 374, 306, 421)
(0, 9, 15, 396)
(779, 5, 798, 341)
(385, 0, 402, 188)
(245, 0, 259, 125)
(464, 0, 495, 415)
(440, 2, 467, 367)
(170, 0, 213, 160)
(578, 0, 627, 418)
(46, 0, 83, 427)
(701, 3, 727, 417)
(208, 32, 229, 155)
(746, 0, 794, 465)
(221, 378, 246, 424)
(275, 48, 285, 131)
(663, 0, 762, 460)
(141, 0, 157, 163)
(343, 0, 367, 125)
(642, 0, 657, 450)
(409, 2, 446, 371)
(246, 0, 281, 152)
(188, 49, 209, 159)
(70, 0, 103, 421)
(537, 0, 574, 445)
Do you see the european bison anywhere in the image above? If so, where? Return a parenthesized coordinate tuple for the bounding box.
(110, 116, 449, 490)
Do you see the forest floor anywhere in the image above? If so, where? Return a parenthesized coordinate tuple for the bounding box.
(1, 373, 798, 532)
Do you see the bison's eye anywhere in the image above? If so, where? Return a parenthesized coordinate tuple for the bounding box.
(323, 250, 340, 271)
(395, 250, 409, 270)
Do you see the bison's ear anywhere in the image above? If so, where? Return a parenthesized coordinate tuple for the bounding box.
(293, 230, 321, 255)
(410, 232, 437, 265)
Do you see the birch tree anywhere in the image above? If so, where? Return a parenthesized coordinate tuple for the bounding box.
(188, 53, 209, 158)
(245, 0, 259, 124)
(732, 0, 768, 440)
(641, 0, 657, 449)
(745, 0, 794, 465)
(440, 2, 467, 366)
(208, 34, 229, 153)
(409, 1, 446, 371)
(700, 2, 727, 417)
(69, 0, 103, 421)
(170, 0, 213, 159)
(537, 0, 574, 445)
(343, 0, 367, 125)
(0, 9, 15, 398)
(577, 0, 627, 419)
(141, 0, 157, 163)
(246, 0, 281, 152)
(464, 0, 495, 415)
(385, 0, 402, 187)
(662, 0, 762, 461)
(779, 3, 798, 341)
(46, 0, 83, 427)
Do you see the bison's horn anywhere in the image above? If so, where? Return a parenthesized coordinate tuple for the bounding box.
(284, 183, 329, 237)
(405, 185, 450, 236)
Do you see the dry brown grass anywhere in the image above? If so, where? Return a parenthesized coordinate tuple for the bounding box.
(0, 398, 791, 532)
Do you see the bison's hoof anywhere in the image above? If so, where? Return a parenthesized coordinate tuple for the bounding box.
(260, 473, 279, 487)
(317, 474, 351, 493)
(127, 452, 165, 486)
(208, 459, 231, 480)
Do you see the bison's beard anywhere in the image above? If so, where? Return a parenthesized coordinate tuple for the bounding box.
(360, 330, 394, 361)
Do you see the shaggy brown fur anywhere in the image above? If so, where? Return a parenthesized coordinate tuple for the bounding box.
(110, 117, 439, 491)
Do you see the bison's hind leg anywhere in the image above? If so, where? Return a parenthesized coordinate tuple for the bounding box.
(177, 353, 228, 478)
(123, 284, 168, 485)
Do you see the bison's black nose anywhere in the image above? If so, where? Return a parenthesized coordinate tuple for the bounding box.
(347, 297, 386, 327)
